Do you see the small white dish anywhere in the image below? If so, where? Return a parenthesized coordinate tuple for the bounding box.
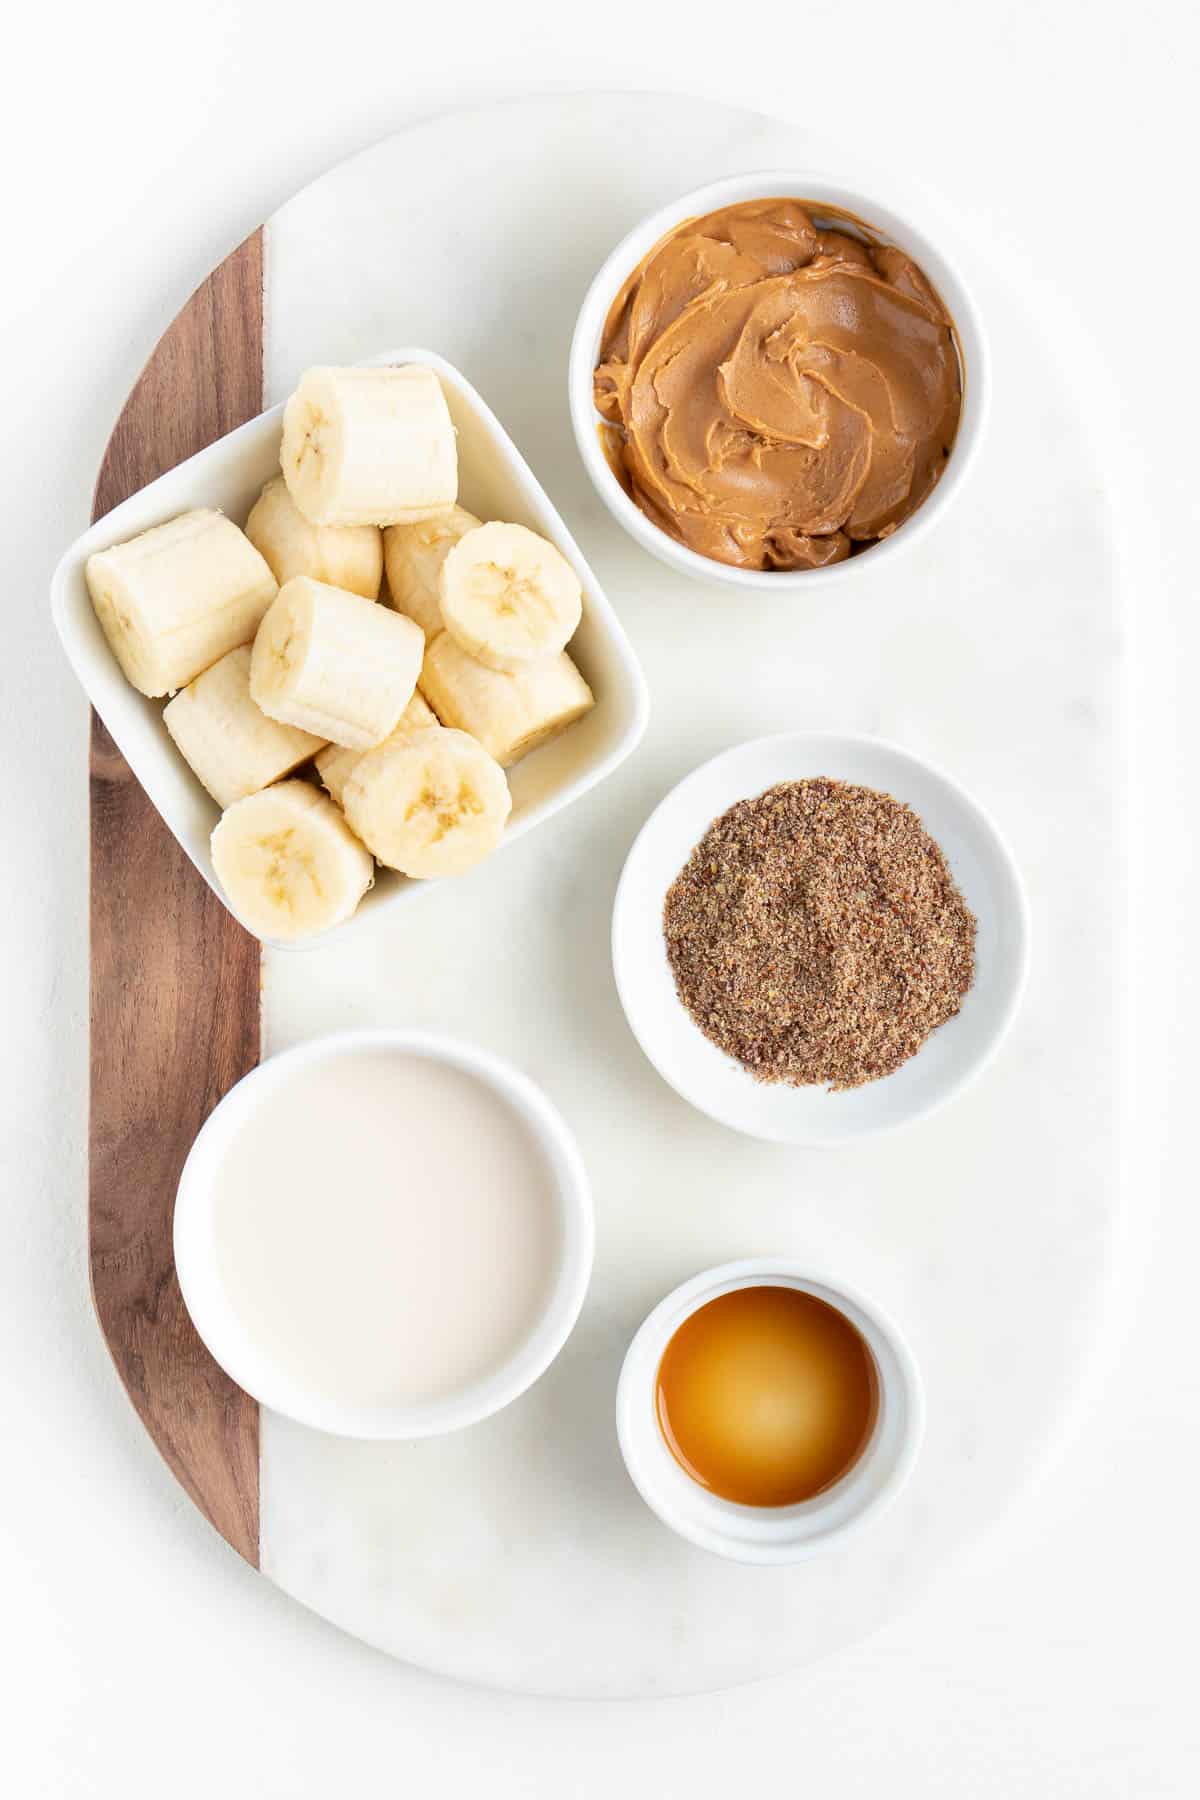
(616, 1261, 923, 1564)
(174, 1029, 594, 1440)
(612, 732, 1029, 1146)
(568, 168, 989, 592)
(52, 348, 649, 947)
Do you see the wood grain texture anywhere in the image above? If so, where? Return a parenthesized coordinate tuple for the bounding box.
(90, 230, 264, 1565)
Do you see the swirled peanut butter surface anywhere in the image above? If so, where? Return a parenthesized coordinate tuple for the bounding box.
(594, 199, 962, 571)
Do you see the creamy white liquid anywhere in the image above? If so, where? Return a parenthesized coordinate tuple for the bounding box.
(213, 1050, 562, 1407)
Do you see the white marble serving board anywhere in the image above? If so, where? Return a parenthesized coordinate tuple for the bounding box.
(255, 94, 1121, 1697)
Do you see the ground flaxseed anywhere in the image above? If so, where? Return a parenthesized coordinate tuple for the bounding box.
(662, 779, 976, 1091)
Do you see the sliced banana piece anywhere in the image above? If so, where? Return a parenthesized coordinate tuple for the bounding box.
(439, 521, 582, 672)
(382, 505, 481, 640)
(211, 780, 373, 942)
(343, 727, 511, 879)
(281, 365, 457, 527)
(420, 633, 594, 768)
(315, 692, 438, 805)
(86, 509, 277, 697)
(250, 575, 424, 751)
(164, 645, 325, 809)
(245, 476, 382, 600)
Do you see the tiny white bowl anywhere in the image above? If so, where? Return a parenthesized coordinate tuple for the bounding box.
(616, 1261, 923, 1564)
(568, 169, 989, 592)
(612, 733, 1029, 1146)
(52, 347, 649, 948)
(173, 1029, 594, 1440)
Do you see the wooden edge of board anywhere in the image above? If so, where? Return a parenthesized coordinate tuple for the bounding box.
(89, 229, 264, 1565)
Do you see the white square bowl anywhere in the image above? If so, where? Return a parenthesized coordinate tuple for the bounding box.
(52, 348, 649, 946)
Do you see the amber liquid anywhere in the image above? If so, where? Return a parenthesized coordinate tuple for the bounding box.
(655, 1286, 879, 1507)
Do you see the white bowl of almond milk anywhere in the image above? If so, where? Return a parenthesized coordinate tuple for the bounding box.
(174, 1030, 593, 1439)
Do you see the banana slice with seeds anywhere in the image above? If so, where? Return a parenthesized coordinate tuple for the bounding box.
(439, 521, 582, 672)
(419, 633, 593, 768)
(315, 692, 438, 806)
(383, 505, 481, 640)
(281, 365, 457, 527)
(164, 645, 325, 808)
(343, 726, 511, 879)
(245, 476, 382, 600)
(250, 575, 424, 750)
(211, 780, 373, 941)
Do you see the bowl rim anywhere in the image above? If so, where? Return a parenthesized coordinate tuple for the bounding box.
(615, 1258, 925, 1564)
(611, 730, 1032, 1146)
(173, 1027, 595, 1439)
(568, 166, 991, 592)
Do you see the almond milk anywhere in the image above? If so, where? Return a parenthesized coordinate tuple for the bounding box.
(211, 1049, 561, 1408)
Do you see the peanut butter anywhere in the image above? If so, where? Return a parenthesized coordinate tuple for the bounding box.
(594, 199, 962, 572)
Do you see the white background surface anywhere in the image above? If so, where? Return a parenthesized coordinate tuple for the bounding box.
(4, 0, 1196, 1791)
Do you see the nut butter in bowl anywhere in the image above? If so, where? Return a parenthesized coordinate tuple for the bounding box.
(569, 171, 988, 590)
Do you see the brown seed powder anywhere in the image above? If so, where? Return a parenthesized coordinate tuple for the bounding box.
(662, 779, 977, 1091)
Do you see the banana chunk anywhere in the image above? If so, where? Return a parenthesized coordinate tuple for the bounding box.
(86, 509, 277, 697)
(164, 645, 325, 808)
(343, 726, 511, 879)
(315, 692, 438, 805)
(420, 633, 594, 768)
(211, 780, 374, 942)
(250, 575, 424, 751)
(281, 365, 457, 527)
(245, 476, 382, 600)
(439, 521, 582, 672)
(383, 505, 481, 640)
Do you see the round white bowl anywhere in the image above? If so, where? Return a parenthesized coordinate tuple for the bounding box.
(616, 1261, 924, 1564)
(612, 733, 1030, 1146)
(568, 168, 989, 592)
(174, 1028, 594, 1440)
